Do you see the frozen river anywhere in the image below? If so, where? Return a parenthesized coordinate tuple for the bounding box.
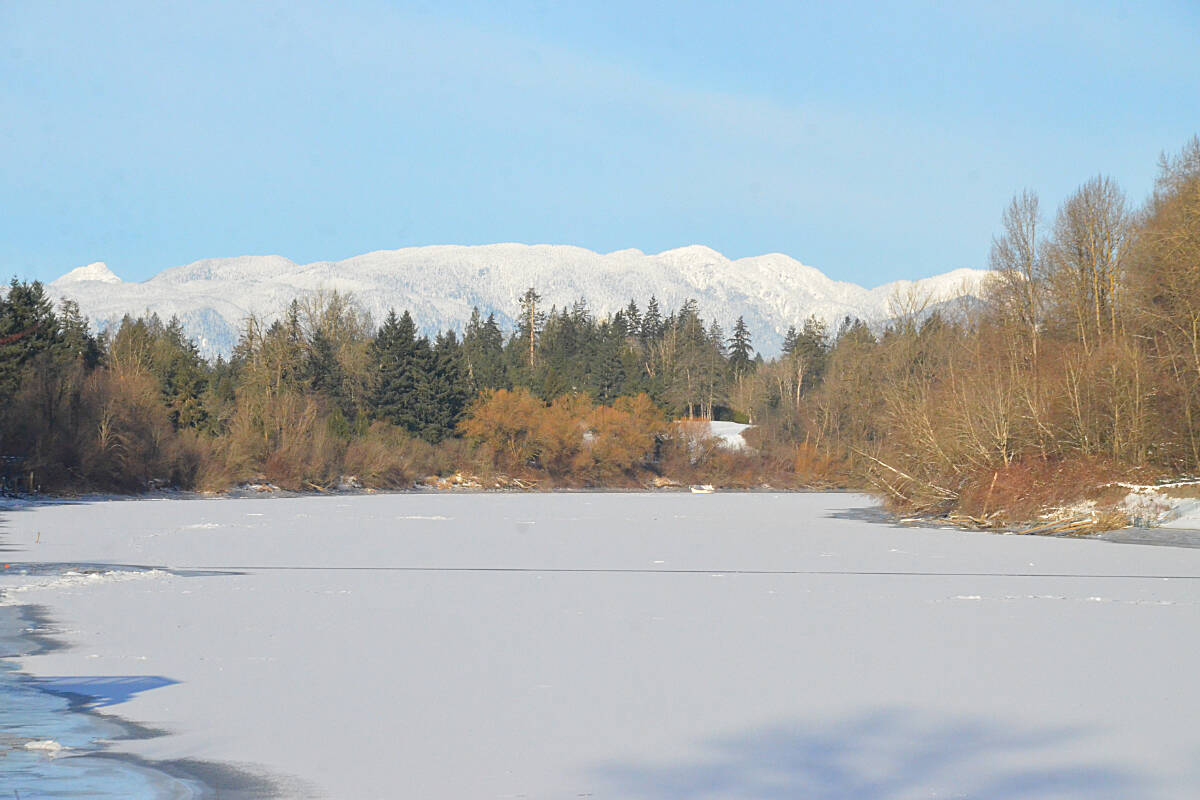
(3, 492, 1200, 798)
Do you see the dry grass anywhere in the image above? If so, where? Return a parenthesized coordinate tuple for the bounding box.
(1160, 482, 1200, 499)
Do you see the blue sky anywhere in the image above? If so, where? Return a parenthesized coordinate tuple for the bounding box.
(2, 1, 1197, 286)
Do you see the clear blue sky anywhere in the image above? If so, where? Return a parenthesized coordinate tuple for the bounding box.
(3, 1, 1197, 286)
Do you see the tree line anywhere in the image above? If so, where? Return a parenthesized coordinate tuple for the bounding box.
(737, 136, 1200, 521)
(2, 135, 1198, 521)
(0, 279, 780, 492)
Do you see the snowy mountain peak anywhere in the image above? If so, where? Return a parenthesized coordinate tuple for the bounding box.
(656, 244, 728, 265)
(52, 262, 121, 285)
(47, 243, 990, 360)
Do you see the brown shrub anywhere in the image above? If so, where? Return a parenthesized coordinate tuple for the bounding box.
(76, 367, 178, 491)
(343, 422, 431, 489)
(789, 443, 845, 486)
(168, 428, 228, 491)
(537, 395, 591, 478)
(955, 456, 1162, 522)
(574, 395, 666, 485)
(458, 388, 547, 472)
(222, 390, 348, 490)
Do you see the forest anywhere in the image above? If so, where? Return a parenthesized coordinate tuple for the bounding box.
(1, 136, 1197, 526)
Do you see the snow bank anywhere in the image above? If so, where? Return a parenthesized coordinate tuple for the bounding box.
(1118, 483, 1200, 529)
(708, 420, 752, 450)
(0, 568, 169, 606)
(676, 419, 752, 451)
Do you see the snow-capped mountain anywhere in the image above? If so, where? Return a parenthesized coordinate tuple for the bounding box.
(49, 244, 989, 359)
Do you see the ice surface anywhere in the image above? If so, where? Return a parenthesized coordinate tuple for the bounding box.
(3, 492, 1200, 798)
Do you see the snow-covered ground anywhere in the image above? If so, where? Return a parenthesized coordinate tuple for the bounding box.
(3, 492, 1200, 798)
(673, 419, 752, 452)
(1118, 482, 1200, 530)
(707, 420, 751, 450)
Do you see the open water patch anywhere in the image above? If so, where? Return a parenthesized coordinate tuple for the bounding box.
(1093, 527, 1200, 549)
(834, 505, 1200, 550)
(0, 564, 284, 798)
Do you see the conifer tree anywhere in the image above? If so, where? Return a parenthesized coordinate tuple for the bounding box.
(151, 316, 210, 429)
(479, 313, 506, 388)
(782, 325, 800, 357)
(463, 308, 507, 391)
(794, 315, 830, 391)
(836, 316, 876, 347)
(369, 310, 425, 432)
(422, 330, 469, 442)
(593, 321, 627, 402)
(622, 300, 642, 338)
(641, 296, 663, 344)
(708, 321, 726, 354)
(58, 299, 102, 369)
(0, 279, 62, 403)
(463, 308, 484, 387)
(306, 328, 344, 403)
(728, 316, 755, 377)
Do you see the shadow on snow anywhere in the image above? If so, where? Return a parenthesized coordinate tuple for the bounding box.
(31, 674, 180, 708)
(592, 709, 1153, 799)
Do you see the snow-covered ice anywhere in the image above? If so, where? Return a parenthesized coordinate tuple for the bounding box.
(3, 492, 1200, 798)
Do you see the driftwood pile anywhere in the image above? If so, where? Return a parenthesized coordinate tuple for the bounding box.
(936, 510, 1130, 536)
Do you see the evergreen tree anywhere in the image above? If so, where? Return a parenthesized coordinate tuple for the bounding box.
(836, 316, 876, 347)
(479, 313, 506, 388)
(58, 299, 102, 369)
(790, 315, 830, 393)
(463, 307, 484, 387)
(369, 309, 425, 432)
(612, 309, 630, 340)
(708, 321, 727, 355)
(534, 307, 569, 399)
(151, 316, 210, 429)
(592, 320, 627, 403)
(0, 279, 62, 403)
(423, 330, 470, 442)
(463, 308, 507, 391)
(641, 296, 663, 344)
(306, 328, 345, 406)
(622, 300, 642, 339)
(728, 316, 755, 377)
(463, 308, 483, 387)
(284, 300, 304, 347)
(781, 325, 800, 357)
(664, 299, 720, 418)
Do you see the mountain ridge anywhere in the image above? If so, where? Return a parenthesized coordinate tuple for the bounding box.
(47, 243, 990, 359)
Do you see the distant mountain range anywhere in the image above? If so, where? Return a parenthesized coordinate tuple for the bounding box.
(48, 244, 990, 359)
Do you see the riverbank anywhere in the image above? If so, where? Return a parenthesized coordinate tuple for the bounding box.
(9, 470, 1200, 545)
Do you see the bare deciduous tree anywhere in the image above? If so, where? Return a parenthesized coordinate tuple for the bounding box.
(1044, 176, 1130, 351)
